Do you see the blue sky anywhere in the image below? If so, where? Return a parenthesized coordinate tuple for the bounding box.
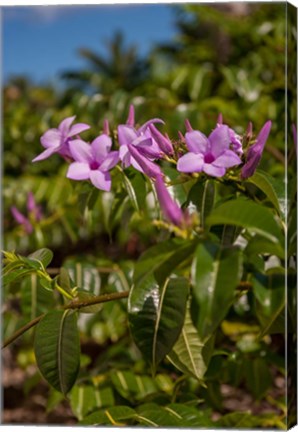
(3, 4, 176, 85)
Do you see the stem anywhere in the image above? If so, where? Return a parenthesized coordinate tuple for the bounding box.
(64, 290, 129, 310)
(2, 291, 129, 349)
(1, 314, 45, 349)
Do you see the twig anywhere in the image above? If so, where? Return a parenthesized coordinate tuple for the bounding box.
(2, 290, 129, 349)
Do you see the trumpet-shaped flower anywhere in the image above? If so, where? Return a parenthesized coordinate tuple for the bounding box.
(66, 134, 119, 191)
(177, 124, 242, 177)
(217, 113, 243, 155)
(241, 120, 272, 179)
(118, 105, 164, 171)
(127, 144, 162, 178)
(154, 175, 183, 226)
(33, 116, 90, 162)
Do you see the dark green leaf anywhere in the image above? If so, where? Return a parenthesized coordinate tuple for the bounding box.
(191, 243, 243, 340)
(128, 276, 189, 368)
(246, 169, 286, 217)
(186, 179, 215, 227)
(252, 272, 285, 335)
(206, 198, 284, 244)
(34, 310, 80, 395)
(134, 239, 196, 286)
(244, 357, 273, 399)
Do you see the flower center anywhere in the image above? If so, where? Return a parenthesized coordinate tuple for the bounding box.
(90, 161, 100, 170)
(204, 153, 215, 164)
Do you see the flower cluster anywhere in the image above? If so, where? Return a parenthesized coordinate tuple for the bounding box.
(11, 192, 42, 234)
(33, 105, 271, 226)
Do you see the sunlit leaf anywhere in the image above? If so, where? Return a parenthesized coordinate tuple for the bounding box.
(206, 198, 284, 244)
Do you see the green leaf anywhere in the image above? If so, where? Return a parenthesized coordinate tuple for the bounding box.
(80, 405, 136, 426)
(167, 304, 210, 381)
(134, 239, 196, 286)
(186, 179, 215, 227)
(58, 267, 74, 295)
(28, 248, 53, 268)
(252, 272, 285, 336)
(111, 370, 158, 401)
(191, 243, 243, 340)
(70, 384, 113, 420)
(2, 268, 34, 286)
(73, 289, 103, 313)
(244, 357, 273, 399)
(21, 273, 55, 321)
(206, 198, 284, 244)
(34, 310, 80, 395)
(136, 403, 180, 427)
(121, 169, 147, 212)
(245, 235, 285, 259)
(128, 276, 189, 368)
(166, 403, 214, 427)
(246, 169, 286, 217)
(63, 260, 101, 295)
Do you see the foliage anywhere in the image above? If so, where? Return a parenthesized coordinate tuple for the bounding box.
(2, 3, 296, 428)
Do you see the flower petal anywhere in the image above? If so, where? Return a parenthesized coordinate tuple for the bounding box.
(177, 152, 204, 173)
(203, 164, 226, 177)
(99, 151, 119, 172)
(127, 144, 162, 178)
(91, 134, 112, 163)
(11, 207, 28, 225)
(134, 136, 162, 159)
(213, 149, 242, 168)
(155, 175, 183, 226)
(32, 146, 58, 162)
(40, 129, 61, 149)
(118, 125, 138, 147)
(138, 118, 164, 134)
(67, 162, 91, 180)
(58, 116, 76, 136)
(119, 145, 131, 167)
(185, 130, 209, 154)
(209, 125, 231, 157)
(68, 123, 90, 137)
(69, 139, 92, 163)
(89, 170, 111, 191)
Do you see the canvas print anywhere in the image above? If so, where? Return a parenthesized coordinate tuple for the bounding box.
(1, 2, 297, 428)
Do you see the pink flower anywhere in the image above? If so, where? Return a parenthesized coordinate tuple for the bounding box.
(66, 132, 119, 191)
(33, 116, 90, 162)
(241, 120, 272, 179)
(177, 122, 241, 177)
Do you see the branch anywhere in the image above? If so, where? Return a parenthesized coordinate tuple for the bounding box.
(63, 290, 129, 310)
(2, 290, 129, 349)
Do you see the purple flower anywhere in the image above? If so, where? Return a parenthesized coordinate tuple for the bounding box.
(33, 116, 90, 162)
(177, 123, 242, 177)
(66, 133, 119, 191)
(216, 114, 243, 155)
(127, 143, 162, 179)
(154, 175, 183, 226)
(118, 105, 164, 171)
(241, 120, 272, 179)
(11, 192, 42, 234)
(148, 124, 174, 155)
